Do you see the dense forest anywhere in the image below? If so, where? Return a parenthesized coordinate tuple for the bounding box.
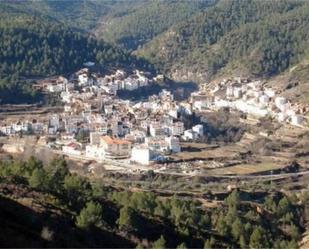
(0, 157, 306, 248)
(0, 0, 120, 31)
(95, 0, 215, 51)
(136, 0, 309, 80)
(0, 15, 132, 79)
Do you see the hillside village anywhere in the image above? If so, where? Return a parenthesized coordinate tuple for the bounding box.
(0, 69, 308, 169)
(0, 67, 202, 166)
(2, 2, 309, 248)
(193, 77, 308, 126)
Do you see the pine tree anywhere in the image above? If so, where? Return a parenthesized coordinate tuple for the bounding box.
(249, 226, 269, 249)
(204, 237, 215, 249)
(176, 242, 187, 249)
(153, 235, 166, 249)
(117, 206, 136, 232)
(76, 201, 102, 229)
(29, 168, 47, 190)
(231, 217, 244, 241)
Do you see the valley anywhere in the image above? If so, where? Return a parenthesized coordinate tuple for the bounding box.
(0, 0, 309, 248)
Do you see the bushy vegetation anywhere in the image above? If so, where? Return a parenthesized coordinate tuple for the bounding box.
(0, 157, 306, 248)
(137, 0, 309, 79)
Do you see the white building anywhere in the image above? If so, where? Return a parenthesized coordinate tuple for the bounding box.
(12, 122, 31, 133)
(0, 125, 13, 135)
(115, 69, 126, 78)
(85, 144, 105, 160)
(47, 83, 64, 93)
(124, 78, 139, 91)
(183, 129, 197, 141)
(275, 97, 287, 110)
(146, 137, 169, 153)
(61, 92, 73, 103)
(149, 123, 165, 137)
(127, 130, 146, 143)
(49, 115, 60, 129)
(233, 87, 242, 99)
(179, 103, 192, 115)
(259, 95, 270, 105)
(131, 146, 153, 165)
(62, 142, 82, 156)
(226, 86, 234, 97)
(254, 91, 263, 99)
(193, 100, 211, 111)
(165, 136, 181, 153)
(192, 124, 204, 137)
(66, 103, 75, 112)
(100, 136, 131, 159)
(138, 76, 149, 87)
(109, 82, 119, 94)
(78, 74, 89, 86)
(168, 107, 179, 119)
(159, 90, 174, 101)
(264, 88, 275, 98)
(277, 112, 288, 123)
(32, 122, 45, 134)
(290, 115, 303, 126)
(171, 122, 184, 136)
(61, 133, 75, 141)
(90, 132, 102, 145)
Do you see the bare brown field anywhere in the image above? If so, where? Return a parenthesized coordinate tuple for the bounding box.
(171, 142, 247, 161)
(206, 161, 285, 175)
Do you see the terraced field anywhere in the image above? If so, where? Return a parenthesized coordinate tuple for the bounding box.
(207, 161, 286, 175)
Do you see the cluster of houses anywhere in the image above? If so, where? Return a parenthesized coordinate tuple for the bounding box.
(1, 68, 205, 165)
(37, 68, 153, 96)
(0, 120, 45, 136)
(192, 77, 306, 127)
(4, 69, 305, 166)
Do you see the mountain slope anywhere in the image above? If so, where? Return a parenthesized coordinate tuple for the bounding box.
(0, 157, 306, 249)
(0, 0, 119, 32)
(136, 0, 309, 82)
(95, 0, 216, 51)
(0, 15, 134, 79)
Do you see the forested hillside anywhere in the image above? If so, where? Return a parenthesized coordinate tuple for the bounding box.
(95, 0, 215, 51)
(0, 0, 119, 31)
(136, 0, 309, 81)
(0, 157, 306, 248)
(0, 15, 135, 79)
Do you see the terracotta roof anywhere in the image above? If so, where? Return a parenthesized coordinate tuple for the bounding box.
(101, 136, 131, 145)
(67, 142, 80, 149)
